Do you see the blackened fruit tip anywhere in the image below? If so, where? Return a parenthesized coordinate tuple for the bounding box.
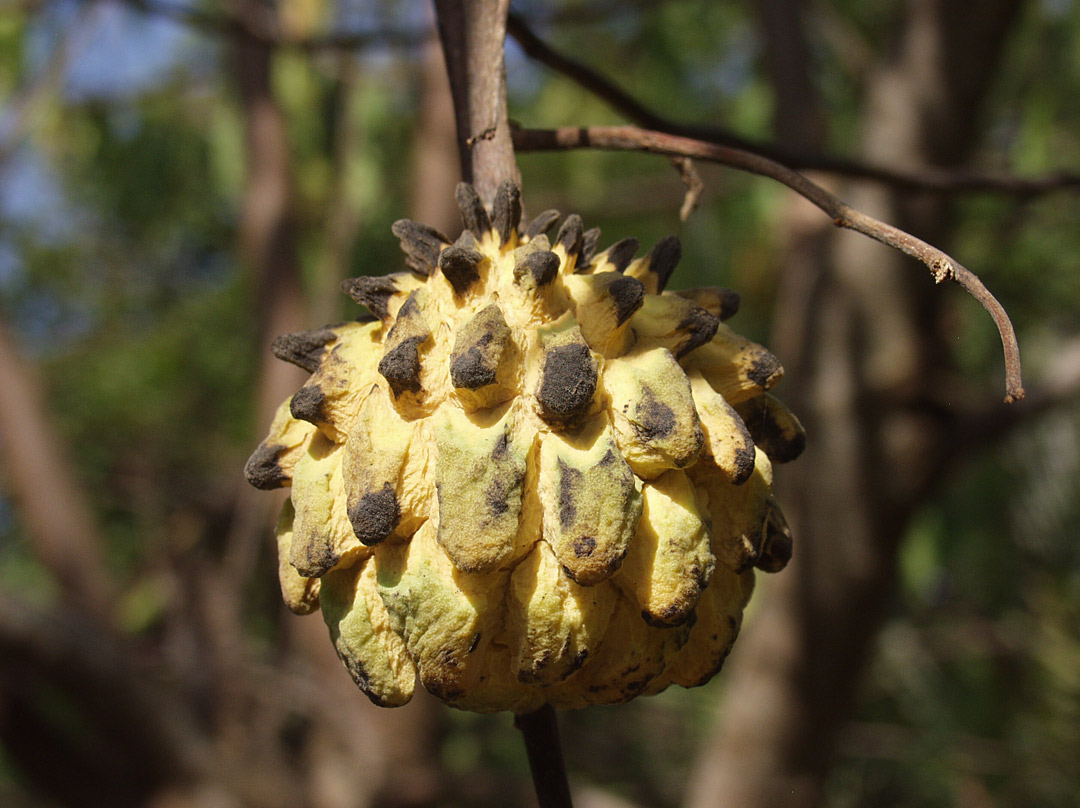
(555, 214, 584, 258)
(438, 246, 484, 296)
(514, 250, 560, 288)
(491, 179, 522, 246)
(607, 274, 646, 325)
(650, 235, 682, 292)
(455, 182, 491, 238)
(523, 209, 561, 239)
(271, 326, 337, 373)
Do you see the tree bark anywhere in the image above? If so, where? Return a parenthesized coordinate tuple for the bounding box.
(686, 2, 1025, 806)
(433, 0, 520, 205)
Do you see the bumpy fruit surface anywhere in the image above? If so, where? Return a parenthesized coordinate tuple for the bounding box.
(246, 181, 803, 712)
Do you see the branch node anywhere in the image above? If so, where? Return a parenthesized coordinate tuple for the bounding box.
(466, 125, 498, 148)
(931, 258, 954, 284)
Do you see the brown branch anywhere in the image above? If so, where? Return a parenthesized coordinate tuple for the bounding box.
(505, 12, 1080, 197)
(433, 0, 520, 205)
(514, 125, 1025, 403)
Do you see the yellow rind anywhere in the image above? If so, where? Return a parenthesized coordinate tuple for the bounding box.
(249, 188, 799, 712)
(507, 540, 618, 686)
(617, 469, 715, 627)
(433, 404, 532, 573)
(374, 521, 507, 704)
(275, 499, 321, 615)
(688, 371, 756, 485)
(321, 558, 416, 707)
(603, 347, 704, 479)
(290, 433, 369, 577)
(538, 421, 642, 586)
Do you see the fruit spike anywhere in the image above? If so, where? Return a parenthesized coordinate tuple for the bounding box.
(649, 235, 682, 292)
(247, 179, 802, 713)
(491, 179, 523, 246)
(631, 295, 721, 359)
(391, 219, 450, 275)
(733, 393, 806, 463)
(450, 304, 511, 390)
(378, 291, 430, 397)
(626, 235, 682, 293)
(563, 272, 645, 356)
(514, 249, 559, 288)
(244, 398, 315, 490)
(523, 208, 560, 239)
(342, 275, 401, 323)
(272, 326, 339, 373)
(674, 286, 741, 321)
(596, 236, 640, 273)
(290, 383, 327, 426)
(579, 227, 602, 267)
(535, 325, 599, 424)
(688, 371, 756, 485)
(438, 244, 485, 296)
(554, 214, 584, 264)
(455, 182, 492, 239)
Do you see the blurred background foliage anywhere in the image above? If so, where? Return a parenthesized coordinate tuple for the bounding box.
(1, 1, 1078, 807)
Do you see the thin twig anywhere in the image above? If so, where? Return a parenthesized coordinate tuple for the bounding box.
(515, 705, 574, 808)
(514, 125, 1025, 403)
(671, 156, 704, 221)
(505, 12, 1080, 197)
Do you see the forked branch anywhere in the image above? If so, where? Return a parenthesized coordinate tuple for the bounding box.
(514, 125, 1025, 403)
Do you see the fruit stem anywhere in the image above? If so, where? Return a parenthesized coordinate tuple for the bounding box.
(515, 704, 574, 808)
(433, 0, 521, 207)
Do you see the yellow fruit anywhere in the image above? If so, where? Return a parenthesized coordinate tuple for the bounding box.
(246, 181, 802, 711)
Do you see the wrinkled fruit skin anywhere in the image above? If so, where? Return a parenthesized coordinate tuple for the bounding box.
(246, 181, 803, 713)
